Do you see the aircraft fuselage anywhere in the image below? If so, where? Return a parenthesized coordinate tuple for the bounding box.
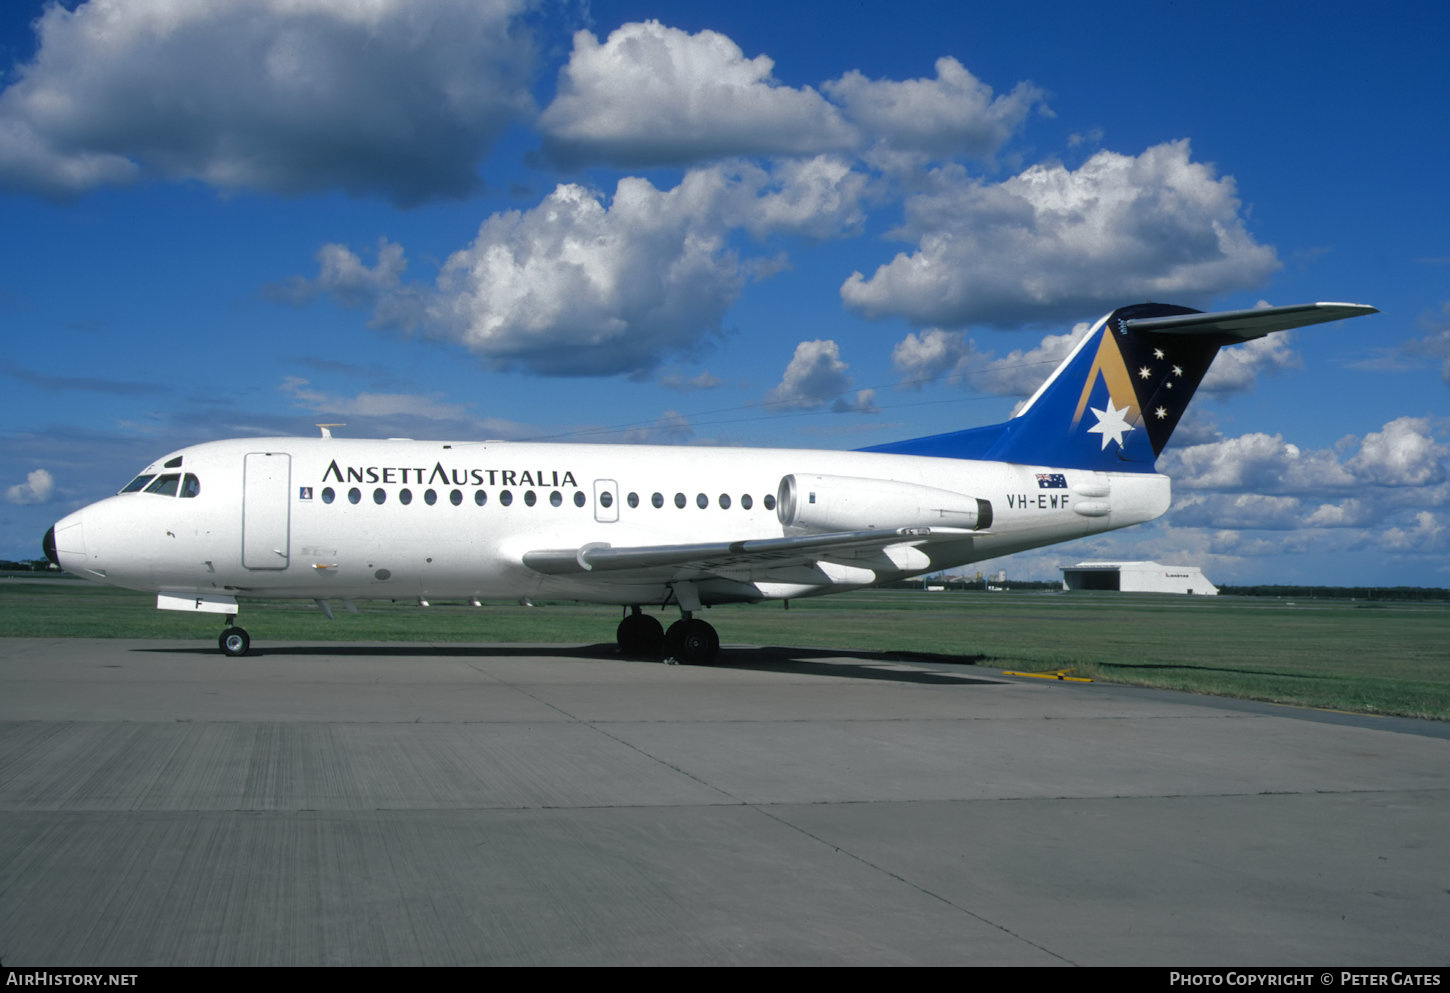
(50, 436, 1168, 607)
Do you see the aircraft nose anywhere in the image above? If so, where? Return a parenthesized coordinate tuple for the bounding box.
(48, 513, 87, 574)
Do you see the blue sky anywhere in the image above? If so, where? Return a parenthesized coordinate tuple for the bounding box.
(2, 0, 1448, 586)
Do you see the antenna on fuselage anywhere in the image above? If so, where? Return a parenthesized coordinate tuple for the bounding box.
(316, 423, 346, 439)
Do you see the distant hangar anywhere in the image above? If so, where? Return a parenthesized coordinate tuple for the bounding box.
(1061, 561, 1219, 596)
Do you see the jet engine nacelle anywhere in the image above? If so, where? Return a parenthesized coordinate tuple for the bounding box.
(777, 473, 993, 533)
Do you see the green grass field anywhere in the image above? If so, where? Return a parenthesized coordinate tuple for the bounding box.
(3, 579, 1448, 720)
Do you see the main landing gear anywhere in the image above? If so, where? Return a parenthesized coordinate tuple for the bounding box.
(616, 606, 719, 665)
(219, 616, 250, 657)
(616, 607, 663, 657)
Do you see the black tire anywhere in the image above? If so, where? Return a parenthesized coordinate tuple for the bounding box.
(616, 612, 665, 657)
(664, 618, 719, 665)
(219, 626, 250, 657)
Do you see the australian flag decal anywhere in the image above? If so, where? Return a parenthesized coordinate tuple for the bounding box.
(1036, 473, 1067, 489)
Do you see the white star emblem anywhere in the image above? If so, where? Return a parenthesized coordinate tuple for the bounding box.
(1155, 406, 1168, 419)
(1087, 398, 1135, 450)
(1153, 348, 1165, 360)
(1172, 365, 1183, 377)
(1139, 366, 1153, 379)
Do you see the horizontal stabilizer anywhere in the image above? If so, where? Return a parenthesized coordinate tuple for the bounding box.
(1122, 302, 1378, 340)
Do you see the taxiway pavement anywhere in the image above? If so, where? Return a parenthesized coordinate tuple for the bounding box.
(1, 637, 1446, 966)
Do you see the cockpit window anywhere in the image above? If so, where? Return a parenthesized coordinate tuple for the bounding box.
(180, 474, 200, 498)
(144, 473, 181, 496)
(120, 474, 156, 493)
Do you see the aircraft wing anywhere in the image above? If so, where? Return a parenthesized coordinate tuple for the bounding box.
(1122, 302, 1378, 340)
(522, 526, 973, 579)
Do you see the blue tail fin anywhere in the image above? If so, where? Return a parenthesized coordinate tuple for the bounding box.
(861, 301, 1378, 471)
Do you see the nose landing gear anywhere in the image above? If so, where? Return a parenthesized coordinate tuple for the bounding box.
(218, 616, 250, 657)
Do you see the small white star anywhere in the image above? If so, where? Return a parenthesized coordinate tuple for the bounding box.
(1153, 348, 1165, 360)
(1155, 406, 1168, 419)
(1087, 398, 1135, 450)
(1139, 366, 1153, 379)
(1172, 365, 1183, 377)
(1164, 381, 1174, 389)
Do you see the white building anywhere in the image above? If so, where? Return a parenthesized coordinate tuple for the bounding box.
(1061, 561, 1218, 596)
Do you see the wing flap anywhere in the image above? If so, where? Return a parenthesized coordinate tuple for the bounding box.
(522, 527, 972, 578)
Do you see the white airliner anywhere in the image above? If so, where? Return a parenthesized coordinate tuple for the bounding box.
(43, 301, 1376, 663)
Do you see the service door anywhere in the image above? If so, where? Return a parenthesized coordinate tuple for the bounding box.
(593, 478, 619, 523)
(242, 452, 291, 569)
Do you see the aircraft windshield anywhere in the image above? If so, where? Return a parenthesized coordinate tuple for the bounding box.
(120, 471, 201, 496)
(144, 474, 181, 497)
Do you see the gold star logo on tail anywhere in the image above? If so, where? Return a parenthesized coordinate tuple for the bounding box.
(1071, 331, 1140, 444)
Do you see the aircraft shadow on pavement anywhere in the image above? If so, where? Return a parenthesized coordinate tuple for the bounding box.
(135, 642, 1004, 685)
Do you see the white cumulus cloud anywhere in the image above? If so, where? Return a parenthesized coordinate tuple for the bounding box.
(1201, 331, 1303, 394)
(1161, 417, 1448, 494)
(5, 468, 55, 505)
(841, 140, 1280, 327)
(539, 20, 855, 167)
(1346, 416, 1449, 486)
(288, 159, 885, 376)
(766, 340, 877, 413)
(427, 178, 746, 375)
(823, 56, 1045, 160)
(1169, 493, 1306, 531)
(539, 25, 1046, 170)
(0, 0, 536, 204)
(892, 328, 971, 388)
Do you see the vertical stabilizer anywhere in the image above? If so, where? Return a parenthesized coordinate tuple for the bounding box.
(861, 301, 1377, 470)
(984, 302, 1216, 470)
